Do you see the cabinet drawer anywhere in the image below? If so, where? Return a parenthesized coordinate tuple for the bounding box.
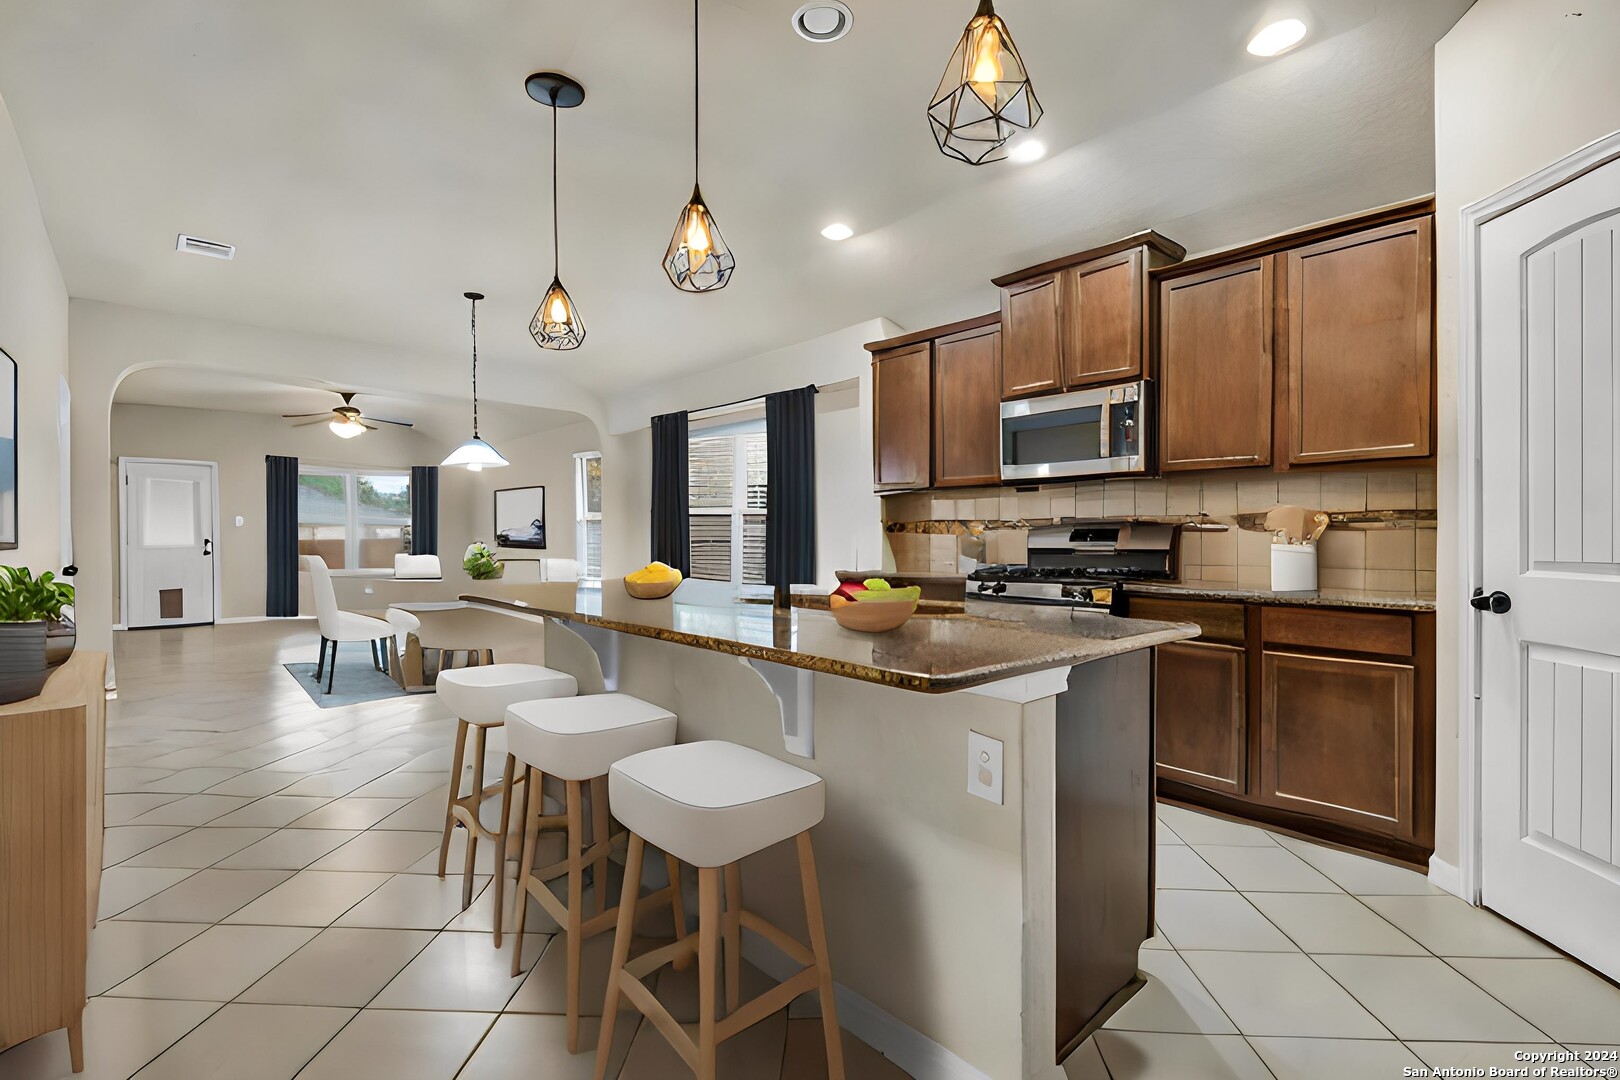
(1128, 597, 1245, 645)
(1261, 607, 1411, 657)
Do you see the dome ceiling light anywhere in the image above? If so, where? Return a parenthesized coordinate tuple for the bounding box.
(1247, 18, 1308, 57)
(525, 71, 587, 351)
(928, 0, 1042, 166)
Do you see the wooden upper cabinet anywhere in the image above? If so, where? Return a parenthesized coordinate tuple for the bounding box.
(1158, 258, 1275, 471)
(932, 324, 1003, 488)
(1061, 248, 1144, 388)
(872, 342, 933, 491)
(999, 275, 1063, 399)
(1282, 217, 1433, 465)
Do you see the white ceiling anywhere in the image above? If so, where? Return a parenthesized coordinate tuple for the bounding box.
(0, 0, 1471, 398)
(112, 367, 582, 444)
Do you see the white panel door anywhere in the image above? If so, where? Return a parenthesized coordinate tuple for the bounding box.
(123, 460, 216, 628)
(1479, 152, 1620, 978)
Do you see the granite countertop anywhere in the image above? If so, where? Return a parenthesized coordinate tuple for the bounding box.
(462, 582, 1197, 694)
(1124, 579, 1437, 612)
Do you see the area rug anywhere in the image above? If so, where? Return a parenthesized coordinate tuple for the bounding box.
(283, 641, 409, 708)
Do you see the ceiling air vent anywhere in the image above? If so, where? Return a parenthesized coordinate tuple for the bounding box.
(791, 2, 852, 42)
(175, 234, 235, 260)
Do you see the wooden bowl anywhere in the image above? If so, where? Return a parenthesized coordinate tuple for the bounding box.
(830, 596, 917, 633)
(624, 577, 680, 599)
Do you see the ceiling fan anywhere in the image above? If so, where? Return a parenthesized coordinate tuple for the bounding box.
(282, 392, 414, 440)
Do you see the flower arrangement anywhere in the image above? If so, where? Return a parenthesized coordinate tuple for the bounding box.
(463, 542, 504, 580)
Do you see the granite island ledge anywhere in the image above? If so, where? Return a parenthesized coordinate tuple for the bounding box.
(461, 581, 1198, 693)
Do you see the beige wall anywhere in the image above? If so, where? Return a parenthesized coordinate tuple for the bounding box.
(0, 91, 68, 576)
(436, 419, 601, 574)
(1432, 0, 1620, 871)
(110, 403, 450, 621)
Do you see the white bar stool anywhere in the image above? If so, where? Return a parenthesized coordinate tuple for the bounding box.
(435, 663, 577, 942)
(595, 741, 845, 1080)
(504, 693, 688, 1053)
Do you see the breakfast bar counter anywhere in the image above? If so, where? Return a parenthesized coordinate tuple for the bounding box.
(459, 581, 1196, 1080)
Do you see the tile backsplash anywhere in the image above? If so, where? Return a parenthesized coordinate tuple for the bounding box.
(883, 466, 1438, 595)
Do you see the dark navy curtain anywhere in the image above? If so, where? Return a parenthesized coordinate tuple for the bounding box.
(265, 455, 299, 617)
(650, 411, 691, 576)
(766, 385, 818, 587)
(410, 465, 439, 556)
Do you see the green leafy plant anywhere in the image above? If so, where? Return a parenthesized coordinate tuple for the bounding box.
(0, 566, 75, 623)
(463, 542, 503, 581)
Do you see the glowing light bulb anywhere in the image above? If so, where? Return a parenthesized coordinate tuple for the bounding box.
(548, 293, 569, 323)
(685, 207, 713, 267)
(330, 417, 365, 439)
(467, 462, 483, 472)
(968, 18, 1003, 105)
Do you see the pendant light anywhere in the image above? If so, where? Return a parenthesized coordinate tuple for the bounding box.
(663, 0, 735, 292)
(928, 0, 1042, 166)
(525, 72, 587, 350)
(441, 292, 510, 471)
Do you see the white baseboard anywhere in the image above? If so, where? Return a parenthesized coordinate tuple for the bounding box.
(741, 931, 990, 1080)
(1428, 854, 1464, 899)
(216, 615, 315, 624)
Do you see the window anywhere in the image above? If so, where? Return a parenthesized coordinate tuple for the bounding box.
(574, 452, 602, 579)
(297, 468, 411, 570)
(688, 424, 767, 585)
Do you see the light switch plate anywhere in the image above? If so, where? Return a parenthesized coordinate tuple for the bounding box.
(235, 515, 244, 527)
(967, 730, 1003, 805)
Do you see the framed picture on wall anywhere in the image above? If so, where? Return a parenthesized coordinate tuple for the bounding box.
(0, 348, 16, 550)
(493, 485, 546, 549)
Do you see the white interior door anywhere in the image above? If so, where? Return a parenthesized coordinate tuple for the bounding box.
(123, 459, 217, 628)
(1478, 150, 1620, 978)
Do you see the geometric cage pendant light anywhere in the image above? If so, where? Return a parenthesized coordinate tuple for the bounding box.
(526, 71, 587, 350)
(928, 0, 1042, 166)
(441, 292, 510, 471)
(663, 0, 736, 292)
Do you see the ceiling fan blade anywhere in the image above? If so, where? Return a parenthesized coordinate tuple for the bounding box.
(360, 422, 378, 431)
(282, 412, 332, 420)
(292, 418, 330, 427)
(362, 416, 414, 428)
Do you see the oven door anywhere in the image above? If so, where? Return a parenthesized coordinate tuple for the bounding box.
(1000, 383, 1147, 481)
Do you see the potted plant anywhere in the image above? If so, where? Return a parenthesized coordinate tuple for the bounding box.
(0, 566, 76, 704)
(463, 541, 504, 581)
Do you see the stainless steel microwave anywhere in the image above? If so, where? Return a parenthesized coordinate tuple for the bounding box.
(1000, 381, 1150, 482)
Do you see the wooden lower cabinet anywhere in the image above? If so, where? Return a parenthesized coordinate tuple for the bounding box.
(1260, 651, 1415, 837)
(1156, 641, 1247, 794)
(1132, 593, 1434, 864)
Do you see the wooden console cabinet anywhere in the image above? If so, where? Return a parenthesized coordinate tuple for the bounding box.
(0, 652, 109, 1073)
(1126, 594, 1434, 865)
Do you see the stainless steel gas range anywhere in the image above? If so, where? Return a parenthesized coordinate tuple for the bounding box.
(968, 521, 1178, 610)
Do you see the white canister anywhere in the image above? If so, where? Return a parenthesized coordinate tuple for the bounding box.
(1270, 542, 1319, 592)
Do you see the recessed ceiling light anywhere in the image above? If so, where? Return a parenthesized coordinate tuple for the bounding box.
(175, 234, 235, 260)
(820, 223, 854, 241)
(791, 2, 853, 43)
(1247, 18, 1308, 57)
(1007, 139, 1046, 163)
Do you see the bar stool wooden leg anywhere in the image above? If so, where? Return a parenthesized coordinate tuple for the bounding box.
(565, 779, 586, 1053)
(723, 862, 742, 1014)
(593, 833, 644, 1080)
(697, 866, 721, 1080)
(510, 765, 542, 978)
(461, 724, 488, 910)
(798, 832, 846, 1080)
(492, 751, 518, 947)
(590, 775, 611, 918)
(438, 719, 469, 878)
(667, 854, 690, 972)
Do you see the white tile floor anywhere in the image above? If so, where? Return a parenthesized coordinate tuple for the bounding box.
(1, 621, 1617, 1080)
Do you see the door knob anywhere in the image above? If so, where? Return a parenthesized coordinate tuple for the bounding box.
(203, 538, 213, 556)
(1470, 588, 1511, 614)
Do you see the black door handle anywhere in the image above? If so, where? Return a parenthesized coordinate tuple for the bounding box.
(203, 538, 213, 556)
(1470, 588, 1510, 614)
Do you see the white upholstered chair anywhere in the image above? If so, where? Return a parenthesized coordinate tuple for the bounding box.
(303, 555, 395, 695)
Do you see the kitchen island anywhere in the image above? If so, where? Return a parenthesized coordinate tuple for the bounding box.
(460, 582, 1196, 1080)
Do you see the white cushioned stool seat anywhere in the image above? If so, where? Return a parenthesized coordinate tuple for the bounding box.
(437, 663, 577, 726)
(610, 741, 825, 868)
(506, 694, 677, 782)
